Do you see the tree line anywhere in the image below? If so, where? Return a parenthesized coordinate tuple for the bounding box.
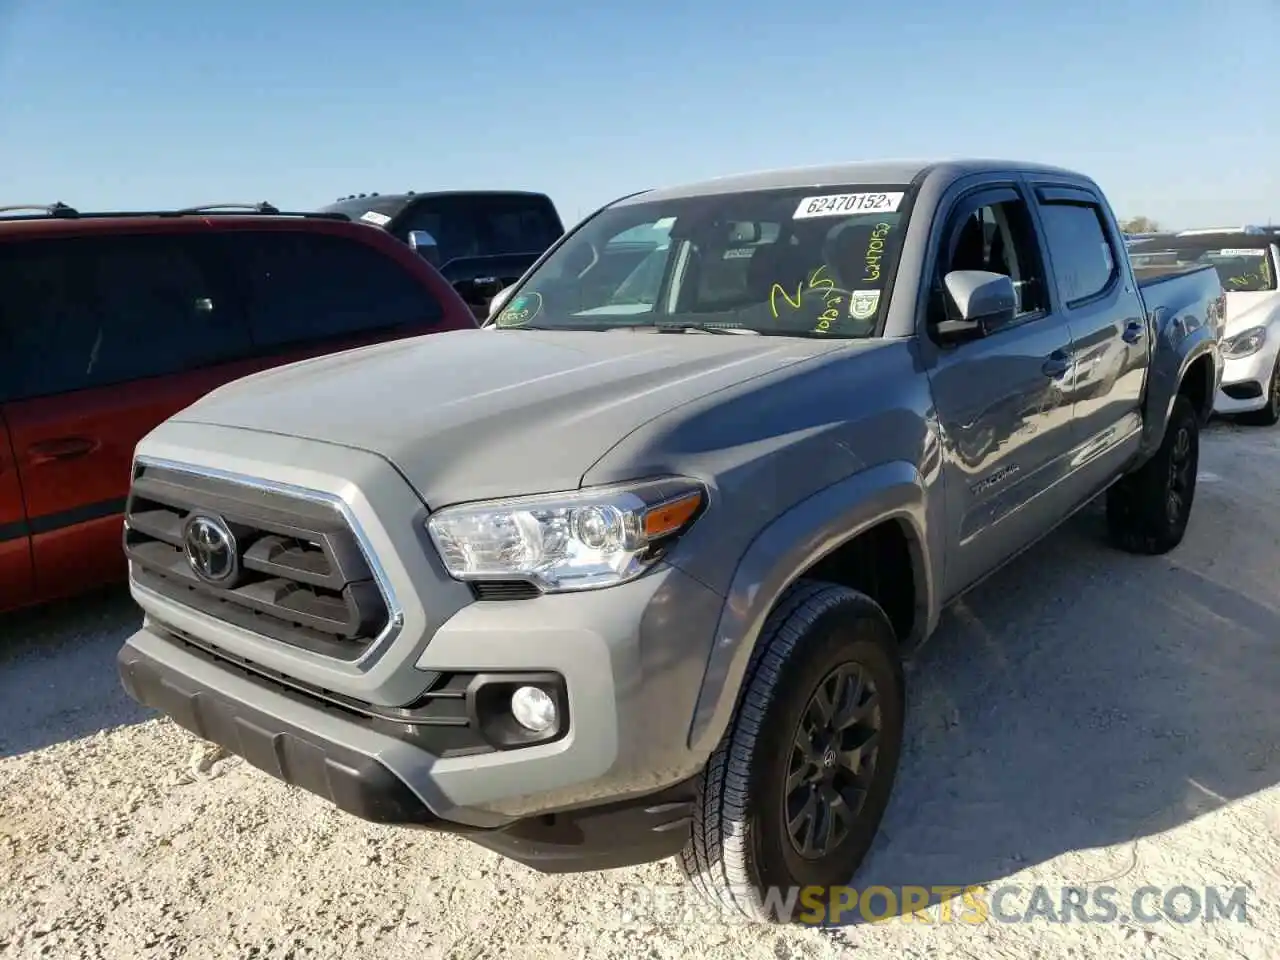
(1119, 216, 1160, 233)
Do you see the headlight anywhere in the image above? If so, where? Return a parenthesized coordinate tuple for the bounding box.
(1223, 325, 1267, 358)
(426, 478, 706, 593)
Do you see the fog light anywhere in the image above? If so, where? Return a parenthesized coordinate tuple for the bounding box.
(510, 685, 557, 733)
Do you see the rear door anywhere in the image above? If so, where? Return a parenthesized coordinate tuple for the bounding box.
(920, 181, 1079, 596)
(1030, 183, 1146, 458)
(0, 409, 33, 611)
(0, 232, 257, 602)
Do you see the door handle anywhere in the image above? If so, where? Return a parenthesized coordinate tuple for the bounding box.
(28, 436, 97, 464)
(1121, 320, 1145, 344)
(1042, 350, 1071, 379)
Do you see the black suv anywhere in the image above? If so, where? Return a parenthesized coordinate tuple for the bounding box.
(319, 191, 565, 316)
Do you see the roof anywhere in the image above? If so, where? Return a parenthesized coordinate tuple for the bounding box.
(619, 158, 1089, 204)
(322, 189, 553, 208)
(0, 213, 399, 245)
(0, 202, 355, 238)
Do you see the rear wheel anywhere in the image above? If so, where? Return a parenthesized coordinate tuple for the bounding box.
(1106, 393, 1200, 554)
(1237, 356, 1280, 427)
(679, 581, 904, 924)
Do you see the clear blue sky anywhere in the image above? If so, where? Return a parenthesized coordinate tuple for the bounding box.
(1, 0, 1276, 230)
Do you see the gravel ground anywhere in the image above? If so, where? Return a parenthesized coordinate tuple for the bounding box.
(2, 421, 1279, 960)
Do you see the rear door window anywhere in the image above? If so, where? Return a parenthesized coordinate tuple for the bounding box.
(0, 235, 250, 402)
(223, 230, 444, 350)
(1036, 200, 1119, 306)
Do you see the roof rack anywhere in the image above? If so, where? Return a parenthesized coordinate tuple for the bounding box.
(0, 202, 79, 217)
(176, 201, 282, 215)
(0, 202, 351, 223)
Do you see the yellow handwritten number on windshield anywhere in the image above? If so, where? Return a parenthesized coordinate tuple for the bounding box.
(864, 222, 892, 282)
(769, 265, 844, 334)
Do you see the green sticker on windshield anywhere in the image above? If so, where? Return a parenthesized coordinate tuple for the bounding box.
(498, 291, 543, 326)
(849, 290, 881, 320)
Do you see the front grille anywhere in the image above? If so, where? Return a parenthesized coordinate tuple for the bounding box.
(124, 461, 392, 660)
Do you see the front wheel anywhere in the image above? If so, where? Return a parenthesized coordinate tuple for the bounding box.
(1236, 355, 1280, 427)
(1105, 393, 1200, 555)
(679, 581, 905, 924)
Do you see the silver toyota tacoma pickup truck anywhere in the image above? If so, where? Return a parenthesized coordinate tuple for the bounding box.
(117, 159, 1223, 923)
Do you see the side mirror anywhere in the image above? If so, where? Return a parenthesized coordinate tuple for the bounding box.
(407, 230, 440, 267)
(935, 269, 1017, 339)
(487, 285, 516, 321)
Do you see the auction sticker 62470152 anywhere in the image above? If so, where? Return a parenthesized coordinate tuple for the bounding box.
(793, 192, 904, 219)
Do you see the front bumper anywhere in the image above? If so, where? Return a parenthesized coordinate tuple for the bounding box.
(1215, 342, 1278, 413)
(130, 551, 724, 822)
(119, 622, 700, 872)
(121, 421, 728, 870)
(119, 627, 449, 826)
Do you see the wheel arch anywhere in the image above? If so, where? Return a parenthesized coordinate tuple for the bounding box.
(1178, 351, 1217, 425)
(685, 460, 936, 756)
(1137, 327, 1220, 467)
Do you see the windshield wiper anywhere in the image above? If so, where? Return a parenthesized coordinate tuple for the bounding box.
(649, 322, 761, 335)
(490, 323, 593, 331)
(492, 321, 764, 335)
(496, 322, 841, 339)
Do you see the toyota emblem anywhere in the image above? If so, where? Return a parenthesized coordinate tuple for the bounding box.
(183, 514, 238, 585)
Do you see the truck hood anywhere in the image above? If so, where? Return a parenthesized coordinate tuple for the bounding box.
(1224, 291, 1280, 337)
(173, 327, 838, 506)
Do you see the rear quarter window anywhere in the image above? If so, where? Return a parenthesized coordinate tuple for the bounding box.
(224, 230, 444, 349)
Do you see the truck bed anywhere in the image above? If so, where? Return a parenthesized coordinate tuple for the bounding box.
(1135, 262, 1223, 339)
(1132, 263, 1214, 285)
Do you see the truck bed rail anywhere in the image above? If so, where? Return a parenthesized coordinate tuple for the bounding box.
(1132, 262, 1217, 287)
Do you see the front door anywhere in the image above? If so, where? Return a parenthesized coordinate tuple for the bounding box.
(922, 185, 1078, 597)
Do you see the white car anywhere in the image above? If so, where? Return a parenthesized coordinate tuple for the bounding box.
(1129, 232, 1280, 425)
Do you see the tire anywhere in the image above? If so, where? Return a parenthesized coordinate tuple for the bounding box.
(679, 580, 905, 924)
(1236, 356, 1280, 427)
(1105, 393, 1200, 555)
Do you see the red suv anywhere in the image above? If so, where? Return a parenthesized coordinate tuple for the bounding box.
(0, 202, 476, 614)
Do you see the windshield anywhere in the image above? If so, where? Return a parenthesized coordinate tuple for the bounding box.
(492, 185, 914, 337)
(1128, 239, 1276, 292)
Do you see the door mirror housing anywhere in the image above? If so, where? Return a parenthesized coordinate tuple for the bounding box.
(407, 230, 440, 267)
(935, 269, 1018, 340)
(487, 285, 516, 321)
